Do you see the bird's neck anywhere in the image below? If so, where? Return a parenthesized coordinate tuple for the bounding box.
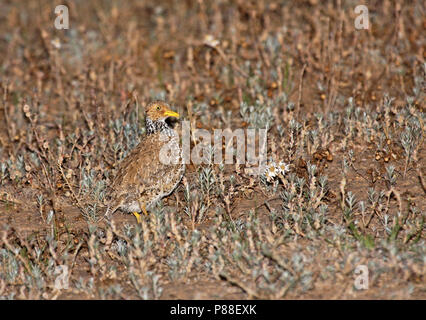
(146, 118, 170, 135)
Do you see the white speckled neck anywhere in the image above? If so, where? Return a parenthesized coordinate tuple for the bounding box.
(146, 118, 170, 135)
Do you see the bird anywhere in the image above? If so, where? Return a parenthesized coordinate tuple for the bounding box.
(103, 100, 185, 223)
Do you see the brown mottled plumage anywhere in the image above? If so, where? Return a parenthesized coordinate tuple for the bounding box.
(104, 101, 184, 222)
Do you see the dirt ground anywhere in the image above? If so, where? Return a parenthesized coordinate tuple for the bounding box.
(0, 0, 424, 299)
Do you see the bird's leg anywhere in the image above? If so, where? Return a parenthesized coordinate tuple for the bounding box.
(133, 200, 148, 223)
(132, 212, 142, 224)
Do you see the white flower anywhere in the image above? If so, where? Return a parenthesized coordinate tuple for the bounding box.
(203, 34, 220, 48)
(277, 161, 290, 175)
(264, 162, 278, 182)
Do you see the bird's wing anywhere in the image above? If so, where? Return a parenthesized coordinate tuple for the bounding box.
(111, 133, 172, 194)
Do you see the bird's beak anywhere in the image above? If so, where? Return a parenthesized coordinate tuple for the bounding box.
(163, 110, 180, 119)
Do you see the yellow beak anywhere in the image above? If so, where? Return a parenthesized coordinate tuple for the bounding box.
(163, 110, 180, 119)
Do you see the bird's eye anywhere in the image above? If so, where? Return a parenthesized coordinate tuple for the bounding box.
(156, 106, 161, 110)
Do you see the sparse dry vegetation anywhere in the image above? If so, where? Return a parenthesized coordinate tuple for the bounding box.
(0, 0, 424, 299)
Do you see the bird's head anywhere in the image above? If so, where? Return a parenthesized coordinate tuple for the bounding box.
(145, 101, 180, 134)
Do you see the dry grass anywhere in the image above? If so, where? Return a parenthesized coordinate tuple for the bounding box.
(0, 0, 424, 299)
